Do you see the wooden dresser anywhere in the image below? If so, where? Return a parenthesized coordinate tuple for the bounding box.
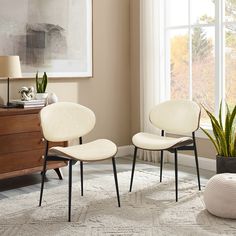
(0, 108, 67, 180)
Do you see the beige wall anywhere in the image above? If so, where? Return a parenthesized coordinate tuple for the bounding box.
(0, 0, 131, 146)
(196, 138, 215, 158)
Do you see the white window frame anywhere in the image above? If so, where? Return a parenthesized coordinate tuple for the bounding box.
(162, 0, 233, 138)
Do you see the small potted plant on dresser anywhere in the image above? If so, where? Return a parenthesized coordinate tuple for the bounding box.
(202, 102, 236, 173)
(35, 72, 48, 100)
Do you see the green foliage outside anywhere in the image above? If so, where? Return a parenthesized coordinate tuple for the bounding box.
(171, 0, 236, 120)
(192, 27, 213, 62)
(211, 0, 236, 20)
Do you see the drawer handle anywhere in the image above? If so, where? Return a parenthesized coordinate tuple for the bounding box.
(42, 155, 45, 159)
(41, 138, 45, 142)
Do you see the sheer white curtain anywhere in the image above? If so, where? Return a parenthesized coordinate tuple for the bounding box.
(139, 0, 165, 162)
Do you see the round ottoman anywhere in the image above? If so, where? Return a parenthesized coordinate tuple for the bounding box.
(204, 173, 236, 219)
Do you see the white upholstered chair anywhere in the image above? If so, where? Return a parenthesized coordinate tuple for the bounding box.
(129, 100, 201, 201)
(39, 102, 120, 222)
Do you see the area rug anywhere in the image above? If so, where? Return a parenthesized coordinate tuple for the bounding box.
(0, 170, 236, 236)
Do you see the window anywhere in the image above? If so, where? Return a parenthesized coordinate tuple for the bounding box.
(164, 0, 236, 124)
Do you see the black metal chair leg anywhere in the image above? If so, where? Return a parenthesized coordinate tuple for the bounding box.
(80, 161, 83, 196)
(174, 149, 178, 202)
(112, 157, 120, 207)
(39, 156, 47, 207)
(193, 132, 201, 190)
(160, 150, 164, 182)
(194, 153, 201, 191)
(129, 146, 137, 192)
(68, 160, 73, 222)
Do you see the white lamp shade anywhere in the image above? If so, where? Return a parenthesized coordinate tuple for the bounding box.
(0, 56, 22, 78)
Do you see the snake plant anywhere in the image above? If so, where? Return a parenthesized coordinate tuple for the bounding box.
(201, 101, 236, 157)
(36, 72, 48, 93)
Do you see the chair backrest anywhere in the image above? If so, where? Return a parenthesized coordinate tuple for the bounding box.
(149, 100, 201, 134)
(40, 102, 96, 142)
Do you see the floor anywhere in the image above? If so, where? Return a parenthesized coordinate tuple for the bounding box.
(0, 156, 215, 200)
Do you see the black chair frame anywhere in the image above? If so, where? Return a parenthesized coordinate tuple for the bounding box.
(129, 131, 201, 202)
(39, 137, 120, 222)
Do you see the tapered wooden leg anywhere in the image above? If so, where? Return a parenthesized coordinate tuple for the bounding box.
(160, 150, 164, 182)
(54, 168, 63, 180)
(174, 149, 178, 202)
(39, 157, 47, 206)
(80, 161, 83, 196)
(129, 147, 137, 192)
(112, 157, 120, 207)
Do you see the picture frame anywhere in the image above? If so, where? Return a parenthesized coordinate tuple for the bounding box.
(0, 0, 93, 78)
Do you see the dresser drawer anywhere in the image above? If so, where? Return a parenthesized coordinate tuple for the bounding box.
(0, 149, 46, 174)
(0, 149, 67, 174)
(0, 114, 41, 135)
(0, 108, 67, 180)
(0, 132, 45, 155)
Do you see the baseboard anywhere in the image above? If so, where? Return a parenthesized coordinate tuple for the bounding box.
(167, 153, 216, 172)
(116, 145, 133, 157)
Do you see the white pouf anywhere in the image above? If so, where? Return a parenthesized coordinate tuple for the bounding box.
(204, 173, 236, 219)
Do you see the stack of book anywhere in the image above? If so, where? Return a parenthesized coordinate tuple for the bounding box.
(10, 99, 46, 108)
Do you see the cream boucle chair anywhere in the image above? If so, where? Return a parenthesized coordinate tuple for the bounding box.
(39, 102, 120, 222)
(129, 100, 201, 201)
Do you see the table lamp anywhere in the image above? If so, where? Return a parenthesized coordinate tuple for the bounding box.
(0, 56, 22, 108)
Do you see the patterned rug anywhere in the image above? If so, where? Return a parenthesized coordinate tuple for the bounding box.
(0, 170, 235, 236)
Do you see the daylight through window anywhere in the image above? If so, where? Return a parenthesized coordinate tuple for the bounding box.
(164, 0, 236, 124)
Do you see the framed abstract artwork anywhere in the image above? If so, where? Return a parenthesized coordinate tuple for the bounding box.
(0, 0, 93, 77)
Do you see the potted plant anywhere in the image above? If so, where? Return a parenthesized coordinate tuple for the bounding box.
(201, 102, 236, 173)
(35, 72, 48, 100)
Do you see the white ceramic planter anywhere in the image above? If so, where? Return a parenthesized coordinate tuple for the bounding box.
(35, 93, 48, 101)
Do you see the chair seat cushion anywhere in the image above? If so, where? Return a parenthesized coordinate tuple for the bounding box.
(132, 132, 192, 150)
(48, 139, 117, 162)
